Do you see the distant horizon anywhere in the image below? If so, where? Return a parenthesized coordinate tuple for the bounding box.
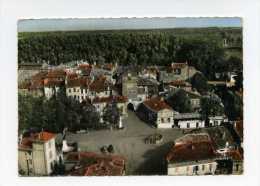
(18, 18, 242, 32)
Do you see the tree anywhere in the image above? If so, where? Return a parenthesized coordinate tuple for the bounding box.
(102, 101, 120, 129)
(200, 96, 224, 120)
(190, 73, 209, 94)
(166, 89, 192, 113)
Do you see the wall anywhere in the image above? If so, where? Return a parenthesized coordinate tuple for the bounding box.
(168, 161, 217, 176)
(178, 119, 205, 129)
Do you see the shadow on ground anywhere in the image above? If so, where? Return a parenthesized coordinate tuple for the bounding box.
(133, 141, 173, 175)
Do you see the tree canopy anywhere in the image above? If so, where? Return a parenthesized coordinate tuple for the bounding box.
(166, 89, 192, 113)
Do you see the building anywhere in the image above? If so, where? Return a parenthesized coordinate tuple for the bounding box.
(122, 73, 138, 102)
(66, 77, 91, 102)
(166, 135, 218, 176)
(136, 97, 176, 128)
(165, 80, 192, 92)
(137, 77, 159, 97)
(18, 132, 61, 176)
(159, 62, 197, 83)
(174, 113, 205, 129)
(66, 152, 126, 176)
(88, 76, 114, 100)
(208, 115, 228, 127)
(92, 96, 128, 118)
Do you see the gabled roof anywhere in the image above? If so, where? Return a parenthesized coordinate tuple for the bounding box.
(143, 97, 172, 112)
(66, 77, 91, 88)
(67, 152, 125, 176)
(166, 141, 217, 164)
(19, 132, 56, 150)
(89, 76, 110, 93)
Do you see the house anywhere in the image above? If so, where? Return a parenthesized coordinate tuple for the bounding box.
(122, 73, 138, 102)
(88, 76, 114, 100)
(136, 97, 176, 128)
(224, 148, 243, 174)
(137, 77, 159, 97)
(165, 80, 192, 92)
(92, 96, 128, 118)
(233, 120, 243, 147)
(66, 152, 126, 176)
(66, 77, 91, 102)
(208, 115, 228, 127)
(139, 66, 159, 80)
(173, 113, 205, 129)
(18, 131, 61, 176)
(159, 62, 197, 83)
(166, 136, 218, 175)
(43, 79, 64, 99)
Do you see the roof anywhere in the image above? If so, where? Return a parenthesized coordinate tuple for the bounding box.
(89, 76, 110, 93)
(166, 141, 217, 164)
(225, 148, 243, 161)
(19, 132, 56, 150)
(67, 77, 91, 88)
(174, 133, 211, 146)
(46, 69, 66, 79)
(171, 62, 188, 69)
(44, 79, 64, 87)
(92, 96, 128, 104)
(167, 80, 191, 87)
(143, 97, 172, 112)
(137, 77, 159, 86)
(67, 152, 125, 176)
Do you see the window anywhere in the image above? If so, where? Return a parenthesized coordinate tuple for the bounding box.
(73, 88, 76, 92)
(202, 164, 205, 171)
(167, 118, 171, 123)
(196, 122, 199, 128)
(161, 118, 164, 123)
(214, 120, 218, 126)
(187, 123, 190, 128)
(49, 151, 52, 159)
(69, 89, 71, 93)
(236, 164, 239, 171)
(81, 89, 84, 94)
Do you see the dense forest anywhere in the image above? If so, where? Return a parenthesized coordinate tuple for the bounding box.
(18, 28, 242, 80)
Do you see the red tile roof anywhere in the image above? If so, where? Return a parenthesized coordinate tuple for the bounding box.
(46, 69, 66, 79)
(89, 76, 109, 93)
(67, 152, 125, 176)
(44, 79, 64, 87)
(67, 77, 91, 88)
(19, 132, 56, 150)
(225, 148, 243, 161)
(166, 141, 217, 163)
(143, 97, 172, 112)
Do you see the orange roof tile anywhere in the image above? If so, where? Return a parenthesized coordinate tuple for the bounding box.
(143, 97, 172, 112)
(166, 141, 217, 163)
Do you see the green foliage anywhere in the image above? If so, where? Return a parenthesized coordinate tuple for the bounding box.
(190, 73, 209, 94)
(18, 28, 242, 80)
(166, 89, 192, 113)
(18, 90, 100, 133)
(200, 96, 224, 119)
(102, 101, 120, 128)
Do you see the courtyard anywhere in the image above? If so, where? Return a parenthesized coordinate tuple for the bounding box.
(66, 110, 184, 175)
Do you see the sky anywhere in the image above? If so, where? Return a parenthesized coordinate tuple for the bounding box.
(18, 17, 242, 32)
